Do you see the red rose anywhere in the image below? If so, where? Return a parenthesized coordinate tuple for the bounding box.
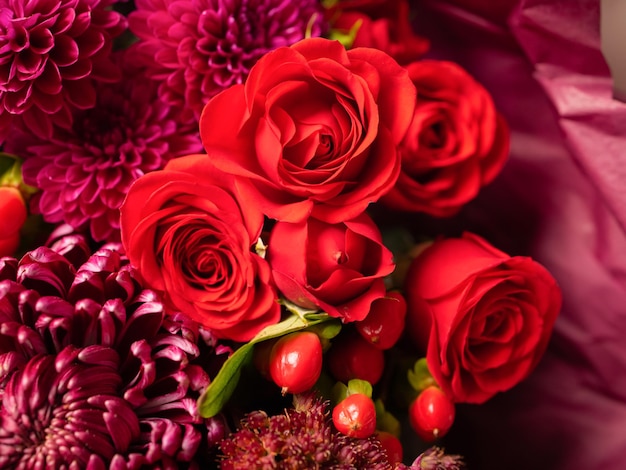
(199, 37, 415, 224)
(382, 60, 509, 216)
(120, 154, 280, 342)
(267, 213, 394, 322)
(404, 233, 561, 403)
(329, 0, 430, 64)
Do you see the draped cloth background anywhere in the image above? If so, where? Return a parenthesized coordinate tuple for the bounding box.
(411, 1, 626, 468)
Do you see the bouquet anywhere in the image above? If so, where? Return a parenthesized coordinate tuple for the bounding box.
(0, 0, 564, 468)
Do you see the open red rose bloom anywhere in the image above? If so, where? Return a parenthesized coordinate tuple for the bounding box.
(405, 233, 561, 404)
(121, 155, 281, 342)
(199, 38, 416, 223)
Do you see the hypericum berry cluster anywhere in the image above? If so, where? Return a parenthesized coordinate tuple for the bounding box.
(327, 291, 407, 386)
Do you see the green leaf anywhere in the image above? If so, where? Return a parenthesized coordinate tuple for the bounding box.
(197, 343, 254, 419)
(375, 399, 401, 437)
(346, 378, 373, 398)
(0, 153, 16, 178)
(197, 311, 332, 418)
(331, 381, 349, 406)
(0, 153, 38, 197)
(305, 319, 342, 340)
(252, 311, 328, 343)
(327, 19, 363, 50)
(279, 298, 321, 319)
(407, 357, 436, 393)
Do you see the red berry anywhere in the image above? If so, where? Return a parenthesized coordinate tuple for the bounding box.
(269, 332, 323, 394)
(375, 431, 403, 465)
(332, 393, 377, 438)
(327, 331, 385, 385)
(409, 386, 455, 442)
(0, 233, 19, 257)
(355, 291, 407, 350)
(253, 338, 277, 380)
(0, 187, 26, 236)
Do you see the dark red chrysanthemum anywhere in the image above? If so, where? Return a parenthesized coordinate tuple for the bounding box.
(0, 230, 227, 468)
(13, 53, 202, 242)
(0, 0, 127, 143)
(128, 0, 327, 119)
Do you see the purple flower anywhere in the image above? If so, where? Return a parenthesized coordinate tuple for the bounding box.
(14, 52, 202, 242)
(0, 233, 226, 468)
(128, 0, 327, 120)
(220, 393, 394, 469)
(407, 447, 465, 470)
(0, 0, 127, 143)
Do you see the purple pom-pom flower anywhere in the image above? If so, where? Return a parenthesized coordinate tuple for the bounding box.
(128, 0, 327, 120)
(11, 52, 203, 242)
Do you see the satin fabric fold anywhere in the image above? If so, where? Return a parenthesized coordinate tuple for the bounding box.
(411, 1, 626, 468)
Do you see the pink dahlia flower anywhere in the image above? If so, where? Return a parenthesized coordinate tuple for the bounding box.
(128, 0, 327, 119)
(0, 0, 127, 143)
(16, 54, 202, 242)
(0, 231, 227, 468)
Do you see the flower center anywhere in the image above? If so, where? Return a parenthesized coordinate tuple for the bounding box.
(0, 350, 137, 468)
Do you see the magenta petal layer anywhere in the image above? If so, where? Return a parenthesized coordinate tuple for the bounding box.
(0, 0, 127, 143)
(128, 0, 327, 120)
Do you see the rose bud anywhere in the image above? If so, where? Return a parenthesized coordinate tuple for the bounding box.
(267, 212, 394, 323)
(405, 232, 561, 403)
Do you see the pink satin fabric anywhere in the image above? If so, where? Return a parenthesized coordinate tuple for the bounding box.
(411, 1, 626, 468)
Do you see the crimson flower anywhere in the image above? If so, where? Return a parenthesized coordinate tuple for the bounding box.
(128, 0, 327, 120)
(407, 447, 465, 469)
(0, 0, 127, 143)
(220, 393, 394, 469)
(0, 229, 226, 468)
(14, 53, 202, 242)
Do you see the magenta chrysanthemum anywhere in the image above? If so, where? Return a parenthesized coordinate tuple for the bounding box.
(0, 231, 226, 468)
(128, 0, 327, 119)
(16, 54, 203, 242)
(0, 0, 127, 143)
